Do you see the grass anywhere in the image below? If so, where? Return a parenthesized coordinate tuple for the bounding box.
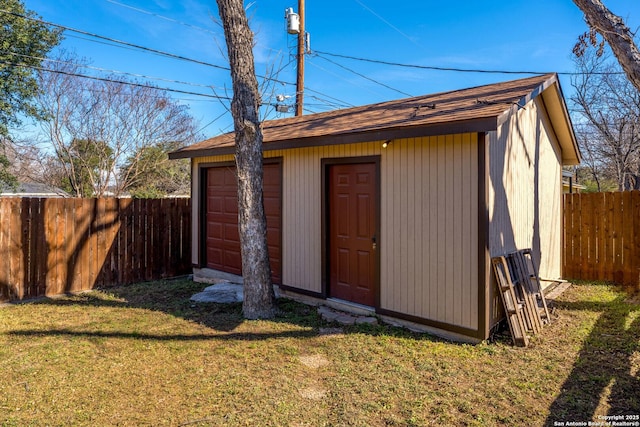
(1, 279, 639, 426)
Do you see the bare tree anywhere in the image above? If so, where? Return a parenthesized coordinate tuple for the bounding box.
(573, 0, 640, 92)
(571, 49, 640, 191)
(35, 52, 199, 197)
(216, 0, 276, 319)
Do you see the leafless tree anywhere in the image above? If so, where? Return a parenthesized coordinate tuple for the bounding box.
(216, 0, 276, 319)
(34, 52, 199, 197)
(571, 49, 640, 191)
(573, 0, 640, 92)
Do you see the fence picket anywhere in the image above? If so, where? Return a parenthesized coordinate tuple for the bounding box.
(564, 191, 640, 286)
(0, 197, 191, 302)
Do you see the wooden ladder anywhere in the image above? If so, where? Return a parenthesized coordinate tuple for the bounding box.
(491, 256, 529, 347)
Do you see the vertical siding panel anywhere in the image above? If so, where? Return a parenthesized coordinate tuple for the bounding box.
(452, 135, 463, 326)
(406, 138, 416, 315)
(399, 138, 409, 313)
(444, 134, 454, 325)
(295, 148, 304, 286)
(311, 147, 319, 289)
(459, 134, 470, 328)
(191, 160, 199, 265)
(286, 151, 293, 285)
(383, 142, 391, 308)
(436, 135, 446, 320)
(379, 146, 387, 307)
(413, 138, 423, 316)
(302, 148, 309, 288)
(421, 137, 432, 319)
(392, 141, 401, 310)
(469, 133, 479, 329)
(428, 137, 439, 318)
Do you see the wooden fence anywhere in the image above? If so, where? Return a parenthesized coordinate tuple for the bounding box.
(0, 198, 191, 303)
(564, 191, 640, 285)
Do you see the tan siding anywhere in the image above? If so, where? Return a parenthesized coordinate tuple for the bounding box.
(537, 108, 563, 280)
(380, 134, 479, 330)
(192, 137, 479, 330)
(278, 142, 384, 293)
(488, 95, 564, 295)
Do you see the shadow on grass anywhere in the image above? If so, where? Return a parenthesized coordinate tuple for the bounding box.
(545, 293, 640, 426)
(7, 279, 438, 343)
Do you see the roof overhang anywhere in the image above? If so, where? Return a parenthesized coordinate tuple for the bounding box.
(170, 74, 581, 164)
(540, 79, 582, 165)
(169, 116, 497, 159)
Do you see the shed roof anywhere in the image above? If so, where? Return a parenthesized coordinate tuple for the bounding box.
(0, 182, 70, 198)
(170, 73, 580, 164)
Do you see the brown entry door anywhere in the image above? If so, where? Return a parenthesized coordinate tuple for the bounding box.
(328, 162, 377, 307)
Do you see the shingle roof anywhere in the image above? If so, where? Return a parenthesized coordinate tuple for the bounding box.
(170, 73, 578, 162)
(0, 182, 70, 197)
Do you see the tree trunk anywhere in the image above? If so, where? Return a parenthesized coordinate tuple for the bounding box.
(216, 0, 276, 319)
(573, 0, 640, 92)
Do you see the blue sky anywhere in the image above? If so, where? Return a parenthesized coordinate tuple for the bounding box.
(20, 0, 640, 139)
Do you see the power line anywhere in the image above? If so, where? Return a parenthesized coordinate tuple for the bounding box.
(0, 9, 231, 71)
(315, 50, 551, 75)
(315, 53, 413, 97)
(2, 60, 291, 111)
(1, 59, 231, 100)
(306, 58, 388, 99)
(5, 51, 221, 91)
(306, 87, 355, 108)
(314, 50, 627, 76)
(195, 110, 230, 134)
(0, 9, 295, 87)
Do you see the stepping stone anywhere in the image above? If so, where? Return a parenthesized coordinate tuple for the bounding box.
(355, 316, 378, 326)
(190, 283, 243, 303)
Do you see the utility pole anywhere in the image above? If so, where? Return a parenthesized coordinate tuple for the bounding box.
(295, 0, 305, 116)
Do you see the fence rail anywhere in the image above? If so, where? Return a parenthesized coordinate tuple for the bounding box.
(564, 191, 640, 285)
(0, 197, 191, 303)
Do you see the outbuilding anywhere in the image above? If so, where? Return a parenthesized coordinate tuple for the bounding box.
(170, 73, 581, 342)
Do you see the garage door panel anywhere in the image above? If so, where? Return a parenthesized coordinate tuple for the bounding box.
(223, 223, 240, 242)
(224, 196, 238, 214)
(207, 222, 223, 239)
(207, 247, 223, 267)
(205, 163, 282, 284)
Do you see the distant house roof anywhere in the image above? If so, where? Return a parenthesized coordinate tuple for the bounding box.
(170, 73, 581, 165)
(0, 182, 70, 198)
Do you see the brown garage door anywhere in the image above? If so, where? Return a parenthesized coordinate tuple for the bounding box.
(205, 162, 282, 284)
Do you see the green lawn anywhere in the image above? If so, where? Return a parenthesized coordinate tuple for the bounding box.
(1, 279, 638, 426)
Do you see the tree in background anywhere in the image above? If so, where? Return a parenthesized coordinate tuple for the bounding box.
(0, 0, 61, 188)
(58, 138, 114, 197)
(215, 0, 276, 319)
(35, 51, 199, 197)
(571, 48, 640, 191)
(123, 143, 190, 198)
(571, 0, 640, 191)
